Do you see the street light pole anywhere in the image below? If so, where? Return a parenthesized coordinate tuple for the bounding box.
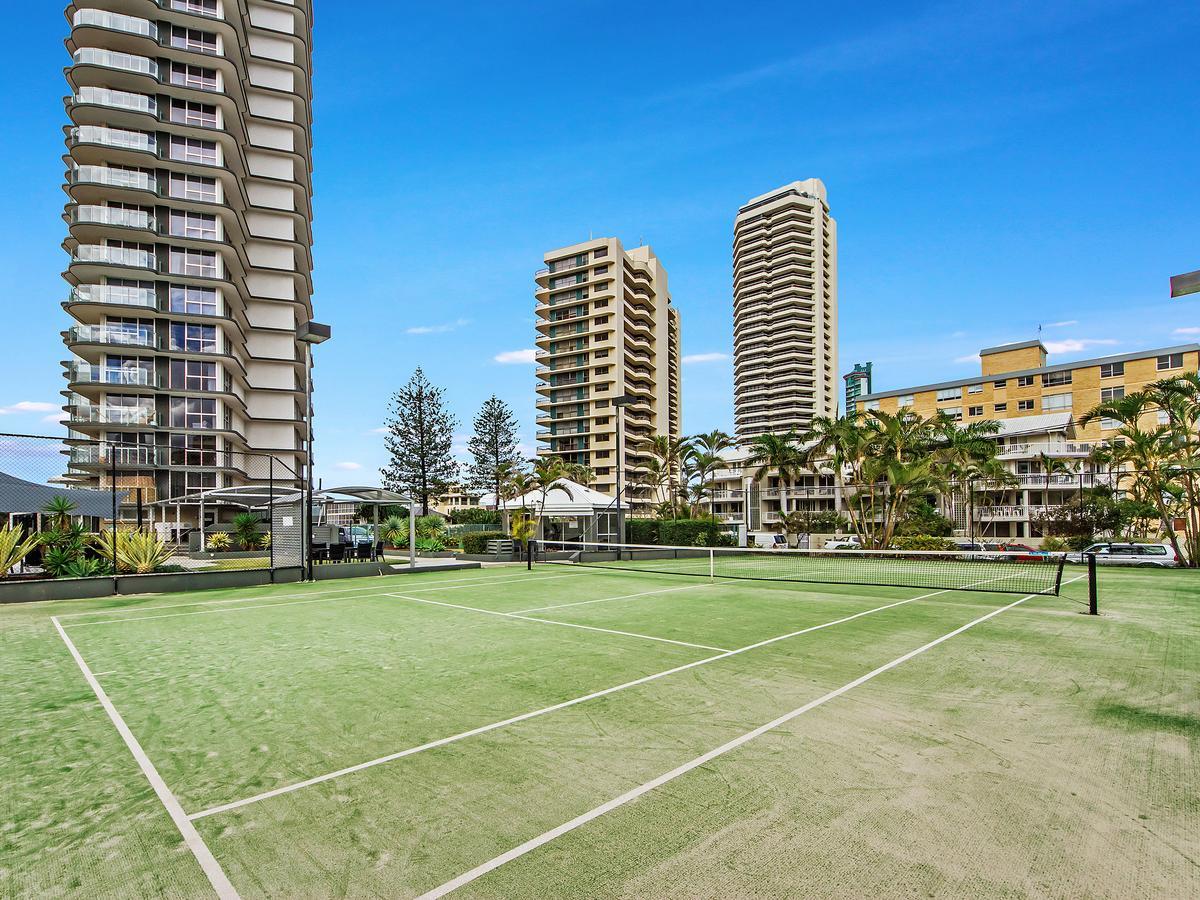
(298, 320, 331, 581)
(612, 394, 636, 544)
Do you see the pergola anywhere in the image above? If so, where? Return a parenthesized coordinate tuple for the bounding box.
(318, 485, 416, 568)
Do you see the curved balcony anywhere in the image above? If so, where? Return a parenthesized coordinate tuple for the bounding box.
(71, 85, 156, 117)
(67, 284, 157, 310)
(75, 242, 154, 266)
(67, 323, 156, 349)
(68, 125, 156, 161)
(69, 405, 157, 426)
(67, 204, 155, 232)
(72, 9, 158, 40)
(72, 47, 158, 79)
(66, 362, 153, 386)
(66, 164, 157, 196)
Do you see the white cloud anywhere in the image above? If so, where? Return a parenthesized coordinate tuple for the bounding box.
(405, 318, 470, 335)
(0, 400, 59, 415)
(1046, 320, 1078, 328)
(494, 349, 537, 365)
(1173, 327, 1200, 336)
(682, 352, 730, 364)
(333, 461, 362, 471)
(42, 412, 68, 424)
(369, 426, 388, 434)
(954, 354, 980, 364)
(1043, 338, 1118, 354)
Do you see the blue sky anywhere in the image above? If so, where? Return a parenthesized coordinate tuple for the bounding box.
(0, 0, 1197, 485)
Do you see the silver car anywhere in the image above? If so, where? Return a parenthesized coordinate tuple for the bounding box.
(1067, 542, 1180, 567)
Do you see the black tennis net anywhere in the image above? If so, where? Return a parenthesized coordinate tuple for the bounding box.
(536, 540, 1068, 596)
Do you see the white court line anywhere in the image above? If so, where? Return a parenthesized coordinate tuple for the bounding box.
(51, 617, 240, 899)
(188, 576, 1016, 821)
(62, 573, 588, 628)
(54, 569, 575, 621)
(418, 573, 1087, 899)
(513, 581, 713, 614)
(386, 593, 730, 653)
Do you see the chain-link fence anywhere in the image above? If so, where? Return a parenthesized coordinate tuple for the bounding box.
(0, 432, 304, 581)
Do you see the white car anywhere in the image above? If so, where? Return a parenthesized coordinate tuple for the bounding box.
(1067, 542, 1179, 567)
(824, 536, 861, 551)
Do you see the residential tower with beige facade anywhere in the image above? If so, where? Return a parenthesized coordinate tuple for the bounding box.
(733, 179, 838, 438)
(535, 238, 681, 509)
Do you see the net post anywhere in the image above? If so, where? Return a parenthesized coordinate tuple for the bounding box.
(1087, 553, 1098, 615)
(527, 539, 535, 571)
(709, 547, 715, 582)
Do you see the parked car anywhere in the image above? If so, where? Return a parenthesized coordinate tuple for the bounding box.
(1066, 542, 1179, 567)
(824, 536, 861, 551)
(999, 542, 1049, 562)
(748, 532, 788, 550)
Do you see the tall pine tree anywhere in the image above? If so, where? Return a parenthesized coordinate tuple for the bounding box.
(466, 395, 523, 506)
(380, 368, 458, 515)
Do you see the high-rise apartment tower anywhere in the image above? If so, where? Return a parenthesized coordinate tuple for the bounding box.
(732, 179, 837, 438)
(535, 239, 681, 510)
(59, 1, 315, 524)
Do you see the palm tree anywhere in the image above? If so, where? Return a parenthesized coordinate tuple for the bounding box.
(527, 456, 579, 540)
(42, 497, 78, 533)
(643, 434, 689, 516)
(745, 431, 805, 528)
(688, 430, 734, 516)
(231, 512, 263, 550)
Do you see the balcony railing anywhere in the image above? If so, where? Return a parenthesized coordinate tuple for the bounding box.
(67, 165, 157, 193)
(997, 442, 1098, 459)
(70, 406, 156, 426)
(70, 125, 156, 154)
(68, 205, 155, 231)
(68, 324, 155, 348)
(73, 9, 158, 39)
(72, 244, 156, 270)
(73, 47, 158, 78)
(68, 445, 163, 467)
(68, 363, 153, 385)
(69, 285, 157, 308)
(73, 86, 157, 116)
(164, 0, 222, 20)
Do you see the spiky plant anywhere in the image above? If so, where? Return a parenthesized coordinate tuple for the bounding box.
(116, 532, 173, 574)
(230, 512, 262, 550)
(206, 532, 232, 552)
(0, 527, 42, 578)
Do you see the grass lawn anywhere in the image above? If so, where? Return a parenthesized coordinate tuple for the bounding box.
(0, 563, 1196, 898)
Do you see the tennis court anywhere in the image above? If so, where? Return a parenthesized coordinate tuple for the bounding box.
(2, 552, 1197, 898)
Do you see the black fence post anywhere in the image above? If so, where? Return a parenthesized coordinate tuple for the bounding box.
(268, 456, 275, 579)
(109, 442, 118, 575)
(527, 539, 535, 571)
(1087, 552, 1098, 615)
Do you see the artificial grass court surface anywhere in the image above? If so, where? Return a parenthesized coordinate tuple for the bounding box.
(0, 566, 1195, 898)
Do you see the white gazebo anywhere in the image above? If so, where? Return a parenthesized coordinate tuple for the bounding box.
(496, 478, 627, 543)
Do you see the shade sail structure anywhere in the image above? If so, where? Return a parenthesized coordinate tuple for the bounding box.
(496, 478, 627, 516)
(0, 470, 126, 518)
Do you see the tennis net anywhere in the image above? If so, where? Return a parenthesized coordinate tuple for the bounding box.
(535, 540, 1068, 596)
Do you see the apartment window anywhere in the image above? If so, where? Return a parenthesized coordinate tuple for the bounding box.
(994, 402, 1008, 412)
(967, 384, 983, 394)
(942, 407, 962, 421)
(1100, 362, 1124, 378)
(169, 248, 219, 278)
(550, 273, 585, 289)
(169, 173, 218, 202)
(169, 136, 218, 166)
(594, 366, 609, 375)
(169, 63, 219, 92)
(1016, 375, 1034, 387)
(897, 394, 914, 407)
(1157, 353, 1184, 370)
(169, 26, 219, 55)
(1018, 399, 1036, 411)
(1042, 392, 1072, 411)
(863, 399, 879, 411)
(169, 396, 217, 429)
(169, 210, 218, 241)
(104, 355, 154, 383)
(1100, 386, 1124, 403)
(1042, 370, 1072, 387)
(1158, 410, 1171, 425)
(170, 470, 217, 496)
(169, 322, 217, 353)
(968, 405, 983, 417)
(170, 0, 219, 16)
(994, 379, 1007, 389)
(593, 247, 608, 258)
(1100, 417, 1121, 430)
(936, 387, 960, 402)
(169, 100, 218, 129)
(169, 359, 216, 391)
(169, 285, 218, 315)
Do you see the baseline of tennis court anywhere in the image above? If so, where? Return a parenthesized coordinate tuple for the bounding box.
(46, 561, 1095, 898)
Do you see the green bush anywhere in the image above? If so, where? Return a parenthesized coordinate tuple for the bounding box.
(659, 519, 723, 547)
(415, 536, 446, 552)
(626, 519, 660, 545)
(1039, 536, 1068, 552)
(460, 531, 506, 553)
(415, 514, 447, 540)
(1065, 534, 1097, 552)
(449, 507, 500, 525)
(890, 535, 957, 552)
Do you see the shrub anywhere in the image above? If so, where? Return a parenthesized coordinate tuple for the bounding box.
(415, 514, 447, 540)
(895, 500, 954, 537)
(61, 557, 112, 578)
(449, 507, 500, 525)
(1039, 536, 1068, 553)
(259, 531, 271, 550)
(415, 536, 445, 553)
(461, 531, 507, 554)
(231, 512, 263, 550)
(890, 535, 957, 552)
(659, 518, 723, 547)
(207, 532, 232, 551)
(510, 512, 536, 542)
(626, 519, 660, 545)
(116, 532, 174, 574)
(0, 527, 42, 578)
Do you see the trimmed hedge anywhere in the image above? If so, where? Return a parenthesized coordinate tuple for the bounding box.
(626, 518, 660, 545)
(890, 535, 956, 551)
(460, 531, 507, 554)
